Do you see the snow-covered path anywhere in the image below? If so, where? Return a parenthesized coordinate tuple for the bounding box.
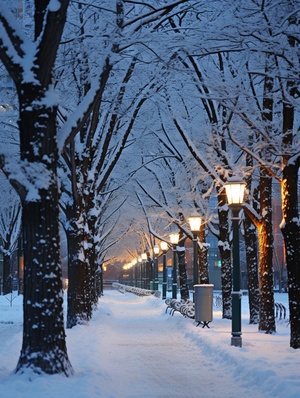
(80, 291, 266, 398)
(1, 289, 299, 398)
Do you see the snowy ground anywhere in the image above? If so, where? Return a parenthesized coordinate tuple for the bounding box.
(0, 289, 299, 398)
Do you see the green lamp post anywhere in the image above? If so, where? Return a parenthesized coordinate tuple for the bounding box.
(188, 215, 202, 289)
(160, 241, 168, 299)
(153, 245, 160, 291)
(138, 257, 142, 288)
(170, 233, 179, 299)
(224, 176, 246, 348)
(141, 253, 147, 289)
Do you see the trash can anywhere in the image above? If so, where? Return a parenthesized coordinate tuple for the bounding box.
(194, 284, 214, 327)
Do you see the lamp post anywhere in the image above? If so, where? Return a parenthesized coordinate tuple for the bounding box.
(160, 241, 168, 299)
(141, 253, 147, 289)
(224, 177, 246, 348)
(153, 245, 160, 291)
(149, 250, 154, 290)
(170, 233, 179, 299)
(138, 257, 142, 288)
(132, 259, 137, 286)
(188, 215, 202, 288)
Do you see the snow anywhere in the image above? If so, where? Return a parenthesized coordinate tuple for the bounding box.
(0, 7, 38, 84)
(3, 158, 52, 202)
(0, 289, 300, 398)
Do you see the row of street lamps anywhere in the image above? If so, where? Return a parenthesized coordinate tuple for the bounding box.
(125, 177, 246, 347)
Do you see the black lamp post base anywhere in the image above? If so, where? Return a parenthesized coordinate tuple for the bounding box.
(172, 284, 177, 299)
(231, 336, 242, 347)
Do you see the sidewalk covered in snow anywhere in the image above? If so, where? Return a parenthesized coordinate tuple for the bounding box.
(0, 289, 299, 398)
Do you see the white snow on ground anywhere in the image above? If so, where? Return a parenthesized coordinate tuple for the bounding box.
(0, 289, 299, 398)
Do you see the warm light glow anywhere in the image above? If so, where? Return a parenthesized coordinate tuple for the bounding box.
(138, 257, 142, 263)
(170, 233, 179, 245)
(141, 253, 147, 261)
(188, 215, 202, 232)
(160, 241, 168, 251)
(132, 259, 137, 265)
(154, 245, 160, 255)
(224, 177, 246, 205)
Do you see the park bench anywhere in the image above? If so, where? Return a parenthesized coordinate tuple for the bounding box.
(165, 297, 288, 324)
(213, 294, 222, 308)
(165, 298, 195, 319)
(274, 302, 287, 320)
(112, 282, 161, 298)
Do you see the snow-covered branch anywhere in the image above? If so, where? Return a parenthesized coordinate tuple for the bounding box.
(122, 0, 191, 31)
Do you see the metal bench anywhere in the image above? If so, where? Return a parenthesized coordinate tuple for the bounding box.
(165, 298, 195, 319)
(112, 282, 161, 298)
(275, 302, 287, 320)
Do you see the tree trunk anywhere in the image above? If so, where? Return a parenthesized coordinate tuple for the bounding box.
(244, 154, 260, 324)
(199, 223, 209, 284)
(66, 205, 92, 328)
(258, 170, 276, 333)
(257, 55, 276, 333)
(243, 213, 260, 324)
(2, 250, 12, 295)
(281, 162, 300, 348)
(280, 65, 300, 347)
(95, 265, 103, 298)
(16, 89, 73, 375)
(177, 240, 190, 300)
(87, 216, 99, 307)
(0, 0, 72, 375)
(218, 190, 232, 319)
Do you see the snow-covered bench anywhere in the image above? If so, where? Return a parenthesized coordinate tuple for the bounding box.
(165, 298, 195, 319)
(112, 282, 161, 298)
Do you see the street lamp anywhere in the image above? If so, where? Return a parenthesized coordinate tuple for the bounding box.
(138, 257, 142, 288)
(132, 259, 137, 286)
(141, 253, 147, 289)
(170, 233, 179, 299)
(224, 177, 246, 348)
(188, 215, 202, 288)
(160, 241, 168, 299)
(153, 244, 160, 291)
